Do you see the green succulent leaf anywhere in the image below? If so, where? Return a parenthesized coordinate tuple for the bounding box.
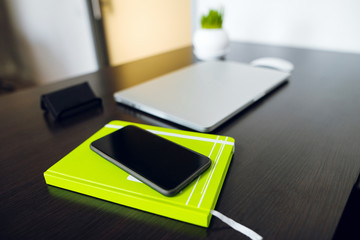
(201, 9, 223, 29)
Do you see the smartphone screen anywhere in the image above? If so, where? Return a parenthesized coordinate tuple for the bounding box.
(90, 125, 211, 196)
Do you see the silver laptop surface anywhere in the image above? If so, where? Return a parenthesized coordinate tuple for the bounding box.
(114, 61, 289, 132)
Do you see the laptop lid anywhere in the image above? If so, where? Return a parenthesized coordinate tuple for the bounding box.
(114, 61, 289, 132)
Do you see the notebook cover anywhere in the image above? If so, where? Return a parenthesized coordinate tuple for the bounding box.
(43, 120, 234, 227)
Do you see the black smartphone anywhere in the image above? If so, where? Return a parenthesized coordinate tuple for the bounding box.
(90, 125, 211, 196)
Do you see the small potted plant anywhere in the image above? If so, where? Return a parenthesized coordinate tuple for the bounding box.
(193, 9, 229, 60)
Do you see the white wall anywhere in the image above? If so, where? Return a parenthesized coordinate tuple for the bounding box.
(195, 0, 360, 54)
(6, 0, 98, 84)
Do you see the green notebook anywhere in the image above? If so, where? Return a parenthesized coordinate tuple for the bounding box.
(44, 120, 234, 227)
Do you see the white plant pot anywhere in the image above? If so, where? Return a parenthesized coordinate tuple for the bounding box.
(193, 28, 229, 61)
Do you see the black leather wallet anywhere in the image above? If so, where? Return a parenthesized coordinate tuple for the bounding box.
(41, 82, 102, 121)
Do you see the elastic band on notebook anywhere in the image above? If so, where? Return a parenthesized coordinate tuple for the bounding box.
(211, 210, 263, 240)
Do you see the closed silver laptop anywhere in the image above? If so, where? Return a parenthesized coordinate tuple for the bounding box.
(114, 61, 289, 132)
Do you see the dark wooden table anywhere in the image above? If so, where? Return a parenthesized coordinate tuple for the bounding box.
(1, 42, 359, 239)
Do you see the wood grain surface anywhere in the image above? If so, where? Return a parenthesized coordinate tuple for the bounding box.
(1, 42, 359, 240)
